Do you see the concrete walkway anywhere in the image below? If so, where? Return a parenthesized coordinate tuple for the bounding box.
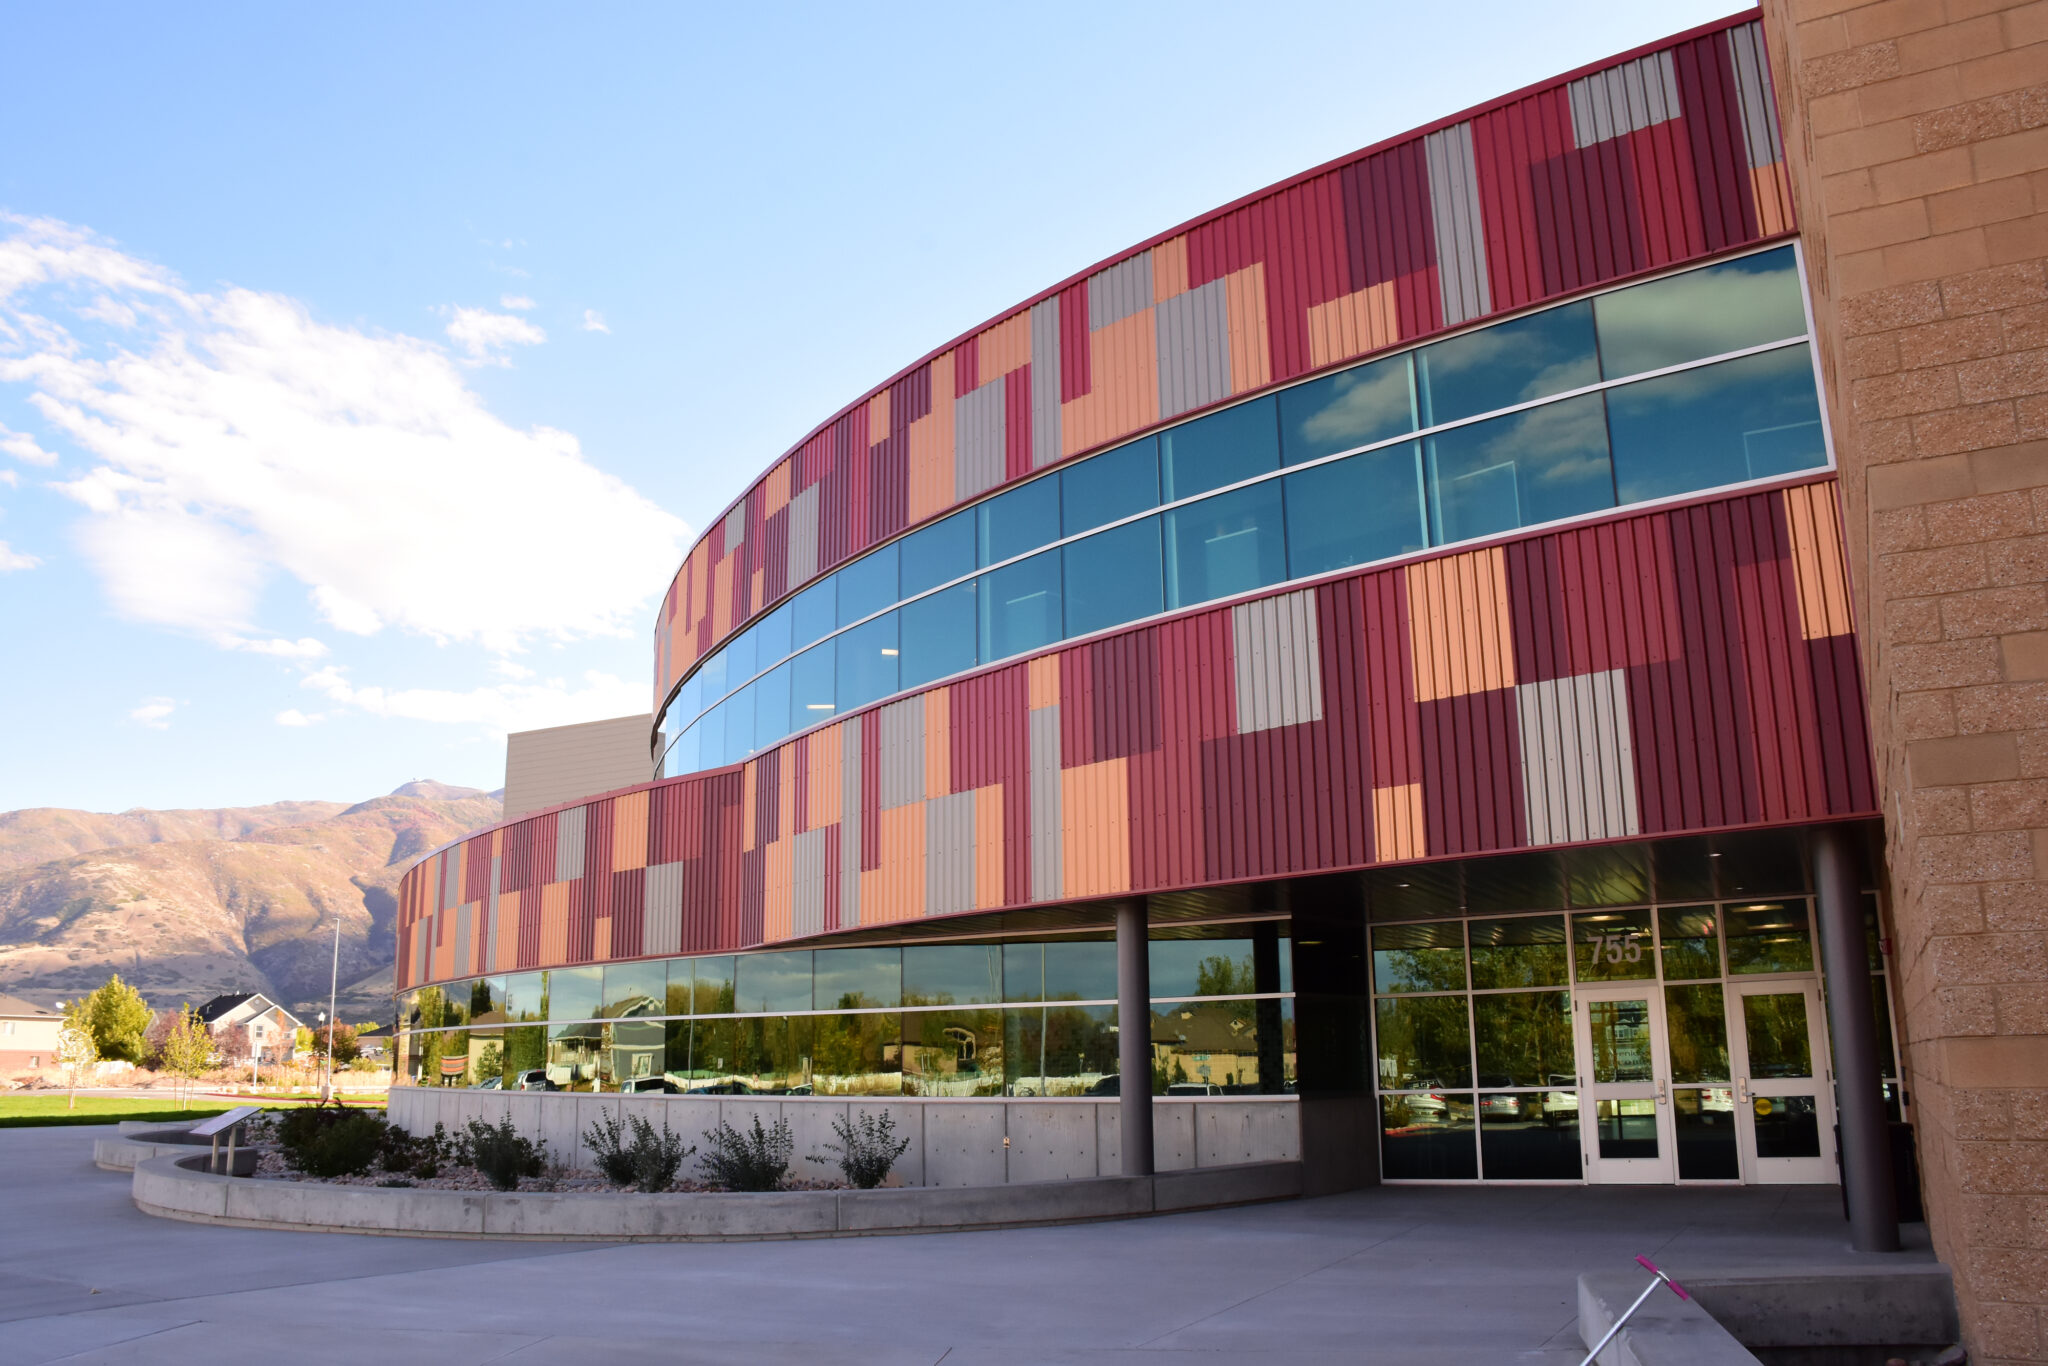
(0, 1126, 1932, 1365)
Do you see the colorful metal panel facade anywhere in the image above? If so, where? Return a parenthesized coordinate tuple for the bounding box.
(650, 13, 1797, 712)
(401, 479, 1873, 992)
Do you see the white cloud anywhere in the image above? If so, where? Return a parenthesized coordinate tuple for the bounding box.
(500, 294, 535, 311)
(274, 708, 322, 726)
(228, 635, 328, 660)
(129, 697, 175, 729)
(304, 665, 646, 736)
(0, 469, 16, 488)
(580, 310, 610, 334)
(0, 214, 687, 654)
(445, 305, 544, 365)
(0, 422, 54, 465)
(0, 539, 37, 570)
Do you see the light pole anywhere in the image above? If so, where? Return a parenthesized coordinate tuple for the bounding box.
(322, 914, 341, 1101)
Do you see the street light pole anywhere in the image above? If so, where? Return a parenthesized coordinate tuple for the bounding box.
(322, 915, 341, 1102)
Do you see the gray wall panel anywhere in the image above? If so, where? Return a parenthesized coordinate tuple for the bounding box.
(1230, 589, 1325, 735)
(877, 697, 926, 811)
(1424, 123, 1492, 328)
(1516, 668, 1641, 846)
(786, 484, 819, 589)
(792, 828, 830, 939)
(1030, 298, 1063, 469)
(1727, 23, 1785, 168)
(840, 721, 863, 927)
(554, 806, 586, 883)
(1567, 51, 1679, 148)
(722, 501, 747, 553)
(954, 379, 1007, 502)
(1088, 252, 1154, 330)
(925, 790, 977, 917)
(454, 902, 472, 978)
(1030, 706, 1063, 902)
(1155, 278, 1232, 420)
(642, 862, 684, 957)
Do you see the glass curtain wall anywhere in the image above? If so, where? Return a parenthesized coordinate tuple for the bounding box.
(395, 926, 1296, 1099)
(660, 246, 1825, 776)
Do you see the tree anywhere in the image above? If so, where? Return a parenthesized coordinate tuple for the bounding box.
(78, 975, 152, 1063)
(315, 1022, 360, 1066)
(211, 1022, 250, 1067)
(159, 1006, 215, 1110)
(56, 1003, 98, 1110)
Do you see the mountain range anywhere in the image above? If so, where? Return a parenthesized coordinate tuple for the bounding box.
(0, 781, 501, 1024)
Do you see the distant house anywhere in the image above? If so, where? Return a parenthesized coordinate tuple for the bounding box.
(0, 993, 62, 1070)
(195, 993, 304, 1064)
(354, 1023, 393, 1060)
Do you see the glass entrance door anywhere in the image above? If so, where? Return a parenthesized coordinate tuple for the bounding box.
(1574, 986, 1675, 1183)
(1728, 979, 1836, 1182)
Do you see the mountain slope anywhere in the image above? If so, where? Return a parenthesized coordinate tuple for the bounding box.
(0, 785, 499, 1018)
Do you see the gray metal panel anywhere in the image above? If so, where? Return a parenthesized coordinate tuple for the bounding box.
(1230, 588, 1325, 734)
(925, 790, 977, 917)
(792, 828, 830, 938)
(642, 862, 684, 957)
(722, 500, 747, 553)
(1424, 123, 1492, 328)
(414, 917, 431, 984)
(437, 851, 456, 912)
(454, 902, 473, 977)
(1030, 298, 1062, 470)
(953, 379, 1007, 502)
(484, 856, 502, 967)
(1568, 50, 1679, 148)
(1155, 277, 1232, 421)
(1727, 23, 1785, 168)
(1029, 705, 1063, 902)
(786, 484, 819, 588)
(1515, 668, 1641, 846)
(555, 805, 586, 883)
(876, 696, 926, 810)
(1088, 251, 1154, 331)
(840, 721, 863, 927)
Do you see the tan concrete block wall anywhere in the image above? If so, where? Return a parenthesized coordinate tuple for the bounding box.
(502, 714, 654, 822)
(1764, 1, 2048, 1359)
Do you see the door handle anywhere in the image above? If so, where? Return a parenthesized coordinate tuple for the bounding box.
(1737, 1077, 1748, 1102)
(1656, 1079, 1667, 1105)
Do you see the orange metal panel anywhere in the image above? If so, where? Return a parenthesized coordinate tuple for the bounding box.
(871, 801, 926, 923)
(711, 555, 733, 641)
(1225, 263, 1272, 395)
(777, 741, 797, 843)
(977, 312, 1032, 378)
(593, 914, 612, 963)
(611, 789, 649, 870)
(1373, 783, 1427, 862)
(973, 783, 1005, 909)
(1782, 484, 1853, 639)
(1306, 280, 1400, 369)
(907, 355, 956, 524)
(494, 894, 519, 973)
(1751, 162, 1793, 238)
(1152, 234, 1189, 302)
(806, 725, 843, 830)
(1061, 757, 1131, 898)
(925, 687, 952, 798)
(1028, 655, 1061, 710)
(541, 882, 570, 965)
(1405, 546, 1515, 701)
(763, 458, 792, 516)
(1061, 307, 1158, 457)
(743, 764, 759, 851)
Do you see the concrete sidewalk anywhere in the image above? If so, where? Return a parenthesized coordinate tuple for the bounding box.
(0, 1125, 1932, 1365)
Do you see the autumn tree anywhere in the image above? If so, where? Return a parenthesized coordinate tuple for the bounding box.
(78, 975, 152, 1063)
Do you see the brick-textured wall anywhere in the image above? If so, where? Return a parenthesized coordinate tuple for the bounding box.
(1764, 1, 2048, 1360)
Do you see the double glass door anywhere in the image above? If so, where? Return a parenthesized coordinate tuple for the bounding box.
(1575, 979, 1834, 1184)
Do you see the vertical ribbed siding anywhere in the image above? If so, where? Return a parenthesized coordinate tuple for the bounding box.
(1230, 588, 1324, 734)
(1516, 668, 1641, 844)
(650, 16, 1793, 705)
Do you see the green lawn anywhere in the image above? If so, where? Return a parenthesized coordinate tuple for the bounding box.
(0, 1094, 380, 1127)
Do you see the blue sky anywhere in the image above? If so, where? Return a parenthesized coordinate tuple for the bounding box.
(0, 1, 1744, 813)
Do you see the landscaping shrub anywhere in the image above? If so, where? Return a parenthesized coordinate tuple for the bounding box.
(586, 1108, 696, 1192)
(379, 1122, 455, 1178)
(808, 1109, 910, 1189)
(699, 1115, 793, 1191)
(277, 1101, 389, 1178)
(584, 1108, 637, 1186)
(463, 1115, 546, 1190)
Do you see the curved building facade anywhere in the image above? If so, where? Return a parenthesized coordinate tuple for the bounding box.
(397, 13, 1889, 1195)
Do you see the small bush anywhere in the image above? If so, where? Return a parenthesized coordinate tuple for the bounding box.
(379, 1122, 455, 1178)
(277, 1102, 388, 1178)
(808, 1109, 910, 1189)
(464, 1115, 546, 1190)
(584, 1108, 637, 1186)
(699, 1115, 793, 1192)
(628, 1115, 694, 1193)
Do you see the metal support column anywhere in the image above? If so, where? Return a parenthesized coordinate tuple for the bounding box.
(1813, 824, 1900, 1252)
(1116, 900, 1154, 1176)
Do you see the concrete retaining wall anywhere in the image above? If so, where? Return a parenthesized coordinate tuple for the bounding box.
(387, 1088, 1298, 1187)
(131, 1151, 1302, 1241)
(1578, 1265, 1960, 1364)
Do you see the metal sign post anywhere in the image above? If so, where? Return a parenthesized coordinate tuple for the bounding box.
(1578, 1256, 1691, 1366)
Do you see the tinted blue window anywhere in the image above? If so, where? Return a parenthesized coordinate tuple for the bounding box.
(1285, 442, 1426, 577)
(672, 673, 702, 736)
(979, 549, 1061, 661)
(1062, 436, 1159, 534)
(1165, 482, 1286, 609)
(1161, 396, 1279, 501)
(836, 542, 898, 626)
(1419, 300, 1598, 426)
(900, 509, 975, 596)
(665, 723, 699, 778)
(791, 578, 836, 651)
(694, 651, 726, 714)
(724, 684, 756, 762)
(751, 602, 793, 670)
(835, 611, 899, 712)
(791, 638, 836, 729)
(1064, 517, 1162, 637)
(721, 625, 757, 691)
(734, 951, 812, 1013)
(1426, 392, 1614, 544)
(978, 476, 1060, 567)
(1596, 246, 1807, 379)
(1607, 345, 1826, 504)
(753, 662, 791, 752)
(696, 700, 728, 769)
(813, 947, 901, 1009)
(900, 580, 976, 689)
(1280, 354, 1415, 465)
(1044, 941, 1116, 1001)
